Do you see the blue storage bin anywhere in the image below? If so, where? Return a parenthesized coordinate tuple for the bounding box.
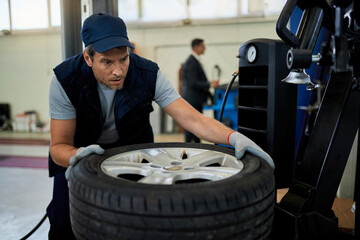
(204, 84, 238, 130)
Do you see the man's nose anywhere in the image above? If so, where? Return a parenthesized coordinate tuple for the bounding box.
(112, 63, 123, 77)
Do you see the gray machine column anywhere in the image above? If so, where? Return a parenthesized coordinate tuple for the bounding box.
(60, 0, 82, 60)
(91, 0, 118, 15)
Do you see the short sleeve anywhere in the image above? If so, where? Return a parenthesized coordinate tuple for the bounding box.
(154, 71, 180, 108)
(49, 75, 76, 119)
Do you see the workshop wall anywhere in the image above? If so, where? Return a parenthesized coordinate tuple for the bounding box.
(0, 32, 62, 126)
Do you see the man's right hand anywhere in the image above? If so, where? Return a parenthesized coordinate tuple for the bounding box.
(211, 79, 220, 88)
(65, 144, 104, 180)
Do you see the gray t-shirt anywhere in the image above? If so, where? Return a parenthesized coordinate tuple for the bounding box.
(49, 70, 180, 144)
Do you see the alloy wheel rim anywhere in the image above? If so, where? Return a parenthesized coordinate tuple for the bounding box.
(101, 147, 243, 185)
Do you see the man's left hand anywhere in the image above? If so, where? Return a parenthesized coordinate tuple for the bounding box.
(229, 131, 275, 169)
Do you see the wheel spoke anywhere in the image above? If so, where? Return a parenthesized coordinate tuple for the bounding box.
(138, 172, 174, 184)
(101, 161, 149, 177)
(138, 148, 176, 165)
(183, 151, 226, 166)
(191, 166, 241, 180)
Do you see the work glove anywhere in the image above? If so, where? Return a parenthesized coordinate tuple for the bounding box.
(229, 131, 275, 169)
(65, 144, 105, 180)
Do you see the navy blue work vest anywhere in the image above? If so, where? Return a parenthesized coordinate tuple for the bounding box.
(48, 52, 158, 177)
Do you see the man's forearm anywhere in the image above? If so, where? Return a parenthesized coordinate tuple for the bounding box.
(50, 144, 78, 167)
(195, 115, 234, 145)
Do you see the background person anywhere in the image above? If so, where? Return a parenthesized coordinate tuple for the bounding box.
(182, 38, 219, 143)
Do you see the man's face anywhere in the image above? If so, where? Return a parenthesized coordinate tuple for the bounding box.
(84, 47, 130, 90)
(198, 42, 206, 55)
(194, 42, 206, 55)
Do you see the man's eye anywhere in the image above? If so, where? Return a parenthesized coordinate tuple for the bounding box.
(120, 56, 128, 62)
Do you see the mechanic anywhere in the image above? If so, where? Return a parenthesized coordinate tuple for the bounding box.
(47, 13, 274, 239)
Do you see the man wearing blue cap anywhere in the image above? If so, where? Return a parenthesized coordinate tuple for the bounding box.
(47, 13, 274, 239)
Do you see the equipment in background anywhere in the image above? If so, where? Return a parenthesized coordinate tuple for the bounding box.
(237, 39, 298, 189)
(212, 64, 222, 81)
(0, 103, 11, 131)
(204, 83, 238, 130)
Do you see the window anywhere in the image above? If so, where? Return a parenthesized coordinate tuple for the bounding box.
(118, 0, 139, 22)
(263, 0, 286, 16)
(120, 0, 286, 24)
(50, 0, 61, 26)
(0, 0, 286, 31)
(0, 0, 10, 30)
(11, 0, 49, 29)
(189, 0, 237, 19)
(142, 0, 187, 22)
(1, 0, 61, 31)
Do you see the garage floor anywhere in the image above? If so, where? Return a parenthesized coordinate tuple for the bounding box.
(0, 132, 52, 240)
(0, 167, 51, 240)
(0, 132, 185, 240)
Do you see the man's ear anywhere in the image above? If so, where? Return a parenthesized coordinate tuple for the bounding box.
(83, 50, 92, 67)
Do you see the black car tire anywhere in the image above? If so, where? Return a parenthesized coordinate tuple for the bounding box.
(68, 143, 275, 240)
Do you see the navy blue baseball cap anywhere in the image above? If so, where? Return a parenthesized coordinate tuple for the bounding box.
(81, 13, 134, 53)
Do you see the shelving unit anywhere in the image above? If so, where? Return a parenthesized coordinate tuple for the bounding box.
(238, 39, 297, 188)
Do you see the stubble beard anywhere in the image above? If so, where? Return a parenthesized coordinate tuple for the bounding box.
(99, 77, 124, 90)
